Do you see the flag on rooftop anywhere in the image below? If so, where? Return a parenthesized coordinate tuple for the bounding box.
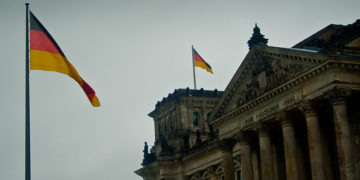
(29, 11, 100, 107)
(192, 47, 213, 74)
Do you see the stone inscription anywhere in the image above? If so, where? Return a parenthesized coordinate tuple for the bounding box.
(244, 117, 254, 124)
(255, 104, 280, 120)
(241, 91, 301, 127)
(282, 96, 296, 106)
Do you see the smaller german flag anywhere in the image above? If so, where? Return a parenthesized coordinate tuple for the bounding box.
(193, 47, 213, 74)
(30, 11, 100, 107)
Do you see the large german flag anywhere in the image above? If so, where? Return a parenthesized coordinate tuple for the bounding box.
(30, 11, 100, 107)
(193, 48, 213, 74)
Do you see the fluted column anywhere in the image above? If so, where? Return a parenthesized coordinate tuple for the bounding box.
(236, 131, 254, 180)
(256, 123, 274, 180)
(277, 112, 300, 180)
(326, 88, 355, 180)
(298, 101, 326, 180)
(219, 139, 236, 180)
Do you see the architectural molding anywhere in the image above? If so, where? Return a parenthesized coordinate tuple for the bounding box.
(134, 167, 155, 178)
(298, 100, 318, 118)
(325, 87, 351, 105)
(218, 139, 237, 152)
(233, 155, 241, 168)
(255, 123, 272, 137)
(234, 130, 254, 145)
(214, 164, 224, 175)
(182, 141, 219, 162)
(276, 111, 295, 128)
(210, 60, 360, 128)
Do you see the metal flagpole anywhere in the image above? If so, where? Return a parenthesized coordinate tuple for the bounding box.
(25, 3, 31, 180)
(192, 45, 197, 90)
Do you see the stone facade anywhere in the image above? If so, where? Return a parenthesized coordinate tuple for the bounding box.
(136, 20, 360, 180)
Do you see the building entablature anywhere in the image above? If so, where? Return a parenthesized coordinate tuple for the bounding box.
(208, 46, 360, 132)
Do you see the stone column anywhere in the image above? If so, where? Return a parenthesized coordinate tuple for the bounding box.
(256, 123, 274, 180)
(327, 88, 355, 180)
(251, 151, 260, 180)
(271, 144, 279, 180)
(277, 112, 300, 180)
(236, 131, 254, 180)
(298, 101, 326, 180)
(219, 139, 236, 180)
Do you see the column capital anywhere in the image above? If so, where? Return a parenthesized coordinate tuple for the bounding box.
(218, 138, 236, 152)
(298, 100, 317, 118)
(255, 122, 271, 137)
(235, 130, 254, 145)
(276, 112, 294, 128)
(325, 87, 351, 105)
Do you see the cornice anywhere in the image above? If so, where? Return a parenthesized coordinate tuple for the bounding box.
(210, 59, 360, 128)
(183, 140, 219, 162)
(149, 88, 223, 118)
(158, 159, 179, 167)
(134, 167, 154, 176)
(180, 97, 220, 105)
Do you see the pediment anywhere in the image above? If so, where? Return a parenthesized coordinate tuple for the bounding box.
(233, 157, 240, 168)
(215, 164, 224, 175)
(201, 170, 211, 179)
(210, 45, 327, 120)
(190, 172, 201, 180)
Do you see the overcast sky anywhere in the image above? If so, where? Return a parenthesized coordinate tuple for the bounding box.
(0, 0, 359, 179)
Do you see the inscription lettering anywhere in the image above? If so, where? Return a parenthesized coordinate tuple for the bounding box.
(244, 117, 253, 124)
(282, 96, 295, 106)
(241, 93, 301, 126)
(256, 104, 280, 120)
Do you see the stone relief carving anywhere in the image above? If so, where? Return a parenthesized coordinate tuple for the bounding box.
(235, 56, 305, 108)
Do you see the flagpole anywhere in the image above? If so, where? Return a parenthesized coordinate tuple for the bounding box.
(25, 3, 31, 180)
(192, 45, 197, 90)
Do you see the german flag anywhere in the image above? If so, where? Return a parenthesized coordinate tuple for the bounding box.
(30, 11, 100, 107)
(193, 47, 213, 74)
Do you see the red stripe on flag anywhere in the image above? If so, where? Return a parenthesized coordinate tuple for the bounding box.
(194, 53, 205, 63)
(81, 79, 96, 99)
(30, 29, 62, 54)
